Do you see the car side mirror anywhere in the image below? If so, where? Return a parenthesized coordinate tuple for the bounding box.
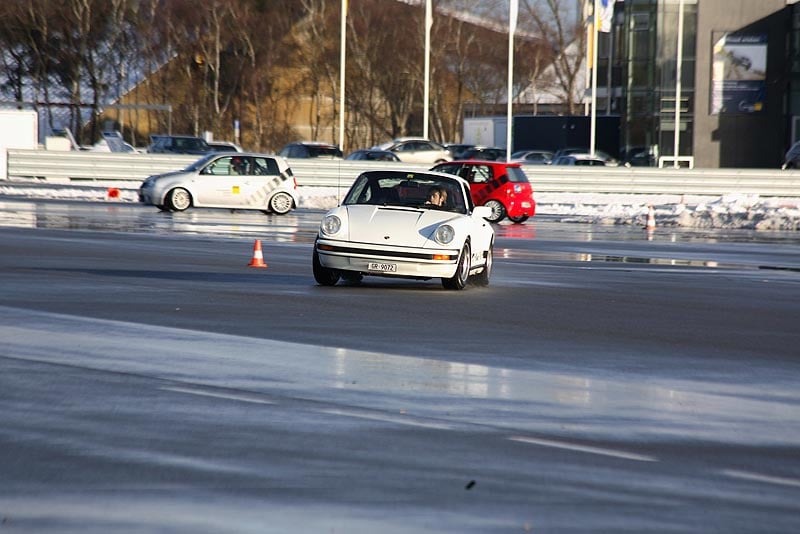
(473, 206, 492, 220)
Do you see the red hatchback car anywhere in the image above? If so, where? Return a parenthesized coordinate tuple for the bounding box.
(431, 160, 536, 223)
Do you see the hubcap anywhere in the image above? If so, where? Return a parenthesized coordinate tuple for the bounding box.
(270, 193, 292, 214)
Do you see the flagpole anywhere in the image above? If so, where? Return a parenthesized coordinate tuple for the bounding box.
(423, 0, 432, 139)
(674, 0, 685, 169)
(590, 0, 599, 157)
(506, 0, 518, 162)
(339, 0, 347, 151)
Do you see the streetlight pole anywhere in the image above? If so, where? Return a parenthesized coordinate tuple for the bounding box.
(674, 0, 685, 169)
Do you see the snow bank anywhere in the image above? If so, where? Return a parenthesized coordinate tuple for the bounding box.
(1, 183, 798, 231)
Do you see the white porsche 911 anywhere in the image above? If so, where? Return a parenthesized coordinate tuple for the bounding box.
(313, 170, 495, 290)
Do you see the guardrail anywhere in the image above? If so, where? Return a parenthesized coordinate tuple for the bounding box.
(5, 148, 800, 196)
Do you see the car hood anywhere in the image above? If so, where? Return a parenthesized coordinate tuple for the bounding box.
(344, 205, 457, 248)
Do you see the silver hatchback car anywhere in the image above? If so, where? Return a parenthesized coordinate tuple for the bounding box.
(139, 153, 298, 214)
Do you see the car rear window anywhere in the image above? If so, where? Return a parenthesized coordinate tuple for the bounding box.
(308, 146, 342, 158)
(507, 166, 529, 182)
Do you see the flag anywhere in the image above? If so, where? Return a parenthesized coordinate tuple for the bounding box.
(598, 0, 615, 33)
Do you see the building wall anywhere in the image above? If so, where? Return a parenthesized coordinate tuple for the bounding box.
(693, 0, 789, 168)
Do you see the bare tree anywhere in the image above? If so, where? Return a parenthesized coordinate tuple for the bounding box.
(521, 0, 585, 114)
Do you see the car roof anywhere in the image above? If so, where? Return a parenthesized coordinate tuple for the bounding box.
(359, 168, 471, 187)
(154, 134, 204, 139)
(287, 141, 339, 147)
(391, 137, 430, 142)
(437, 159, 521, 168)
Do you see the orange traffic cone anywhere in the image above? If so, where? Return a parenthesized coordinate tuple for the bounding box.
(248, 239, 268, 268)
(106, 187, 120, 200)
(645, 205, 656, 231)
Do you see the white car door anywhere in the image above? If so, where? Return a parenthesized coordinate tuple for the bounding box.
(194, 156, 250, 207)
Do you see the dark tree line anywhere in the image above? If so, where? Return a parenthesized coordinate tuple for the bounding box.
(0, 0, 582, 152)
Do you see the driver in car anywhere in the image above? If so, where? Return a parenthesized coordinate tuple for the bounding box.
(425, 186, 447, 207)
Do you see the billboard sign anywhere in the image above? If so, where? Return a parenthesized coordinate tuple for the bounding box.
(711, 33, 767, 114)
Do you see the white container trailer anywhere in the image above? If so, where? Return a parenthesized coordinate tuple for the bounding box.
(0, 110, 39, 180)
(463, 117, 507, 148)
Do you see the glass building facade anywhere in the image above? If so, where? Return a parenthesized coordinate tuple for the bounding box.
(601, 0, 698, 165)
(602, 0, 791, 168)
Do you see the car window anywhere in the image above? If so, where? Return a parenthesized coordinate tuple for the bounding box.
(401, 142, 417, 151)
(201, 156, 238, 175)
(307, 145, 342, 158)
(432, 163, 462, 176)
(507, 167, 530, 183)
(469, 166, 491, 184)
(253, 157, 279, 175)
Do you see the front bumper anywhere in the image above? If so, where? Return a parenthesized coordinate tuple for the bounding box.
(316, 239, 460, 278)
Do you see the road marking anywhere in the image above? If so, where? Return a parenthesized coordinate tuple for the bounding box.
(722, 469, 800, 489)
(508, 436, 658, 462)
(321, 408, 454, 430)
(160, 386, 276, 405)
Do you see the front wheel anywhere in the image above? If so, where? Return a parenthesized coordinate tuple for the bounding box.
(166, 188, 192, 211)
(483, 200, 506, 223)
(268, 192, 294, 215)
(442, 243, 471, 290)
(313, 247, 340, 286)
(508, 214, 529, 224)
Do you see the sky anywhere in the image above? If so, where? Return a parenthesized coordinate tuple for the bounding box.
(1, 182, 798, 231)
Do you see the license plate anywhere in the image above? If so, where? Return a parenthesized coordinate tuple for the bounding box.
(368, 262, 397, 272)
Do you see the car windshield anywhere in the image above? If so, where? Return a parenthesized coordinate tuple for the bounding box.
(343, 171, 468, 214)
(183, 154, 218, 172)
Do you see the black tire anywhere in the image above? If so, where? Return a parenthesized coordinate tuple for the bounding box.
(341, 272, 363, 285)
(508, 214, 529, 224)
(166, 188, 192, 211)
(313, 247, 340, 286)
(483, 200, 506, 223)
(442, 242, 470, 290)
(472, 244, 492, 287)
(268, 192, 294, 215)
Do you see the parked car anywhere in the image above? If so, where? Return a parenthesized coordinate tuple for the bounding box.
(443, 143, 476, 159)
(460, 146, 507, 161)
(510, 150, 553, 165)
(345, 149, 400, 162)
(138, 153, 298, 214)
(313, 170, 494, 290)
(88, 139, 139, 153)
(279, 141, 342, 159)
(208, 141, 243, 152)
(551, 154, 607, 166)
(553, 147, 618, 166)
(147, 134, 213, 155)
(431, 160, 535, 223)
(782, 141, 800, 169)
(620, 146, 656, 167)
(374, 137, 452, 164)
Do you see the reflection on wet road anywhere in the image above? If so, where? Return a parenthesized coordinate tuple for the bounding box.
(1, 198, 799, 532)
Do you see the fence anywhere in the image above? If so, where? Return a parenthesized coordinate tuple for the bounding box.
(5, 148, 800, 197)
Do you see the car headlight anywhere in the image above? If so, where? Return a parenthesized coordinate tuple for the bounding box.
(434, 224, 455, 245)
(321, 214, 342, 236)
